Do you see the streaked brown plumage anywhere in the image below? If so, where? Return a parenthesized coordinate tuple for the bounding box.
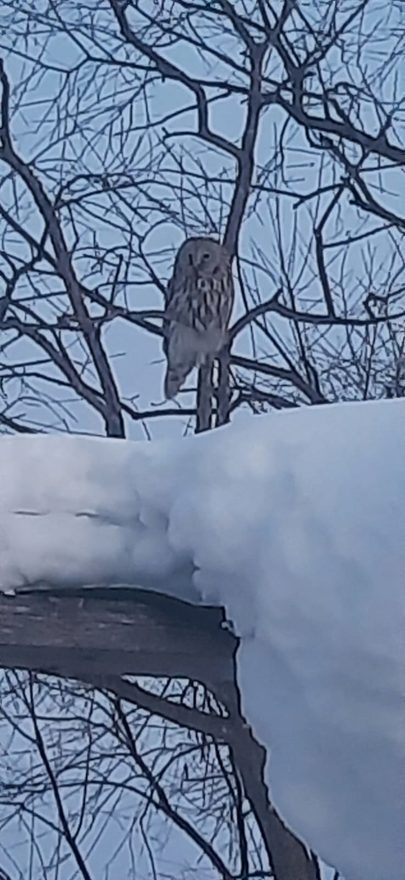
(162, 237, 234, 398)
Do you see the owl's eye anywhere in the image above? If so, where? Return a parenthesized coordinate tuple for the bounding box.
(202, 252, 210, 260)
(188, 253, 194, 265)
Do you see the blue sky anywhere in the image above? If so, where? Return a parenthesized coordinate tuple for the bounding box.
(0, 0, 403, 440)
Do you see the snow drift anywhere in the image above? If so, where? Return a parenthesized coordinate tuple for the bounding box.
(0, 399, 404, 880)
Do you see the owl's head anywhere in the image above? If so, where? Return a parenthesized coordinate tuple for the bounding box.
(176, 237, 230, 277)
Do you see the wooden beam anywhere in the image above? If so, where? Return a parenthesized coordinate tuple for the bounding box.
(0, 587, 236, 687)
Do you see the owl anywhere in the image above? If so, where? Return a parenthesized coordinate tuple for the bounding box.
(162, 237, 234, 399)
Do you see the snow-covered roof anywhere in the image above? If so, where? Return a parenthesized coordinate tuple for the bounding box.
(1, 398, 404, 880)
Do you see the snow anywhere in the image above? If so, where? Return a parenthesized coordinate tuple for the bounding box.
(1, 398, 404, 880)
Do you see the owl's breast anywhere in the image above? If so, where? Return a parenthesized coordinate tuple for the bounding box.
(187, 276, 226, 332)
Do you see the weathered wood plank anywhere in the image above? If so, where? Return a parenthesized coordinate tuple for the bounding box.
(0, 588, 236, 685)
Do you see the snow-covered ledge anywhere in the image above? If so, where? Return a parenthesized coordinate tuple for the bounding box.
(0, 586, 319, 880)
(1, 398, 404, 880)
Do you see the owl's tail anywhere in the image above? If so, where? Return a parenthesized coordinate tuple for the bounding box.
(163, 324, 198, 398)
(164, 364, 191, 399)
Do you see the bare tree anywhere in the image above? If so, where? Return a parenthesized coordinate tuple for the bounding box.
(0, 0, 403, 876)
